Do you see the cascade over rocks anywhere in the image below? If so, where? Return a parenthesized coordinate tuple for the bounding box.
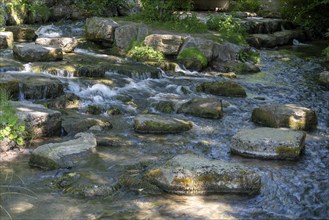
(231, 128, 306, 160)
(13, 43, 63, 62)
(196, 81, 247, 97)
(252, 104, 318, 131)
(29, 133, 97, 170)
(35, 37, 78, 53)
(0, 32, 14, 49)
(134, 114, 193, 134)
(5, 26, 37, 42)
(144, 34, 184, 56)
(177, 97, 223, 119)
(145, 154, 261, 195)
(85, 17, 119, 45)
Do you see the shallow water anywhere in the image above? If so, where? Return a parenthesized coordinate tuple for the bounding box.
(1, 39, 329, 219)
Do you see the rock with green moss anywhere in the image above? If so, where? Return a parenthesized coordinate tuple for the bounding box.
(134, 114, 193, 134)
(45, 93, 80, 109)
(231, 128, 306, 160)
(153, 101, 175, 114)
(29, 132, 97, 170)
(0, 32, 14, 49)
(13, 43, 63, 62)
(179, 37, 215, 62)
(86, 105, 102, 115)
(145, 154, 261, 195)
(177, 97, 223, 119)
(144, 34, 184, 56)
(196, 81, 247, 97)
(177, 47, 208, 71)
(5, 26, 37, 42)
(252, 104, 317, 131)
(85, 17, 119, 45)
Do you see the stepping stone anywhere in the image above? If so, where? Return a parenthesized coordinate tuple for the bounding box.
(29, 133, 97, 170)
(134, 114, 193, 134)
(177, 97, 223, 119)
(13, 43, 63, 62)
(35, 37, 78, 53)
(231, 127, 306, 160)
(145, 154, 261, 195)
(196, 81, 247, 97)
(252, 104, 317, 131)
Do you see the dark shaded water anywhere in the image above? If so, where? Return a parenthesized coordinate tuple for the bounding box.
(1, 40, 329, 219)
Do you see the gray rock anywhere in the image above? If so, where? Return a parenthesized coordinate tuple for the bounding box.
(319, 71, 329, 89)
(177, 97, 223, 119)
(114, 24, 148, 50)
(35, 37, 78, 53)
(13, 43, 63, 62)
(145, 154, 261, 195)
(196, 81, 247, 97)
(252, 104, 317, 131)
(0, 32, 14, 49)
(0, 138, 16, 152)
(29, 133, 97, 170)
(134, 114, 193, 134)
(144, 34, 184, 55)
(85, 17, 119, 44)
(10, 101, 62, 138)
(212, 42, 243, 63)
(5, 26, 37, 42)
(45, 93, 80, 109)
(246, 34, 277, 48)
(179, 37, 215, 62)
(231, 128, 306, 160)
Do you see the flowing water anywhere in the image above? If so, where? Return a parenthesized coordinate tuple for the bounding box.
(1, 26, 329, 219)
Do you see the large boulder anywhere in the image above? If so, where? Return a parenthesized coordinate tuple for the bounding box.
(145, 154, 261, 195)
(85, 17, 119, 45)
(231, 128, 306, 160)
(114, 24, 148, 50)
(29, 133, 97, 170)
(13, 43, 63, 62)
(252, 104, 317, 131)
(10, 101, 62, 138)
(196, 81, 247, 97)
(144, 34, 184, 55)
(212, 42, 242, 63)
(5, 26, 37, 42)
(134, 114, 193, 134)
(179, 37, 215, 62)
(35, 37, 78, 53)
(0, 72, 64, 100)
(0, 32, 14, 49)
(319, 71, 329, 89)
(177, 97, 223, 119)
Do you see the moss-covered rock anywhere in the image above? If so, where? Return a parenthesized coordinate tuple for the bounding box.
(134, 114, 193, 134)
(231, 127, 306, 160)
(44, 93, 80, 109)
(152, 101, 175, 114)
(86, 105, 103, 115)
(5, 26, 36, 42)
(177, 47, 208, 71)
(177, 97, 223, 119)
(145, 154, 261, 195)
(196, 81, 247, 97)
(252, 104, 318, 131)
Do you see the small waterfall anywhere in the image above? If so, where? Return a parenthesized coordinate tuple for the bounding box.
(23, 63, 33, 72)
(175, 65, 200, 76)
(42, 85, 48, 100)
(18, 83, 25, 101)
(46, 70, 75, 78)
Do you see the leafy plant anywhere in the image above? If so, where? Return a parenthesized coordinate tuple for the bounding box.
(0, 89, 26, 146)
(230, 0, 261, 12)
(74, 0, 126, 16)
(28, 2, 50, 23)
(127, 42, 165, 62)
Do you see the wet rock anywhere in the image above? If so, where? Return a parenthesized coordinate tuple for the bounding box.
(45, 93, 80, 109)
(35, 25, 63, 38)
(145, 154, 261, 195)
(222, 61, 260, 74)
(0, 72, 64, 100)
(245, 18, 295, 34)
(85, 17, 119, 45)
(231, 128, 306, 160)
(319, 71, 329, 89)
(134, 114, 193, 134)
(10, 101, 62, 138)
(252, 104, 318, 131)
(196, 81, 247, 97)
(114, 24, 148, 50)
(153, 101, 175, 114)
(0, 32, 14, 49)
(177, 97, 223, 119)
(106, 107, 121, 115)
(29, 133, 97, 170)
(144, 34, 184, 55)
(95, 134, 135, 147)
(179, 37, 215, 62)
(13, 43, 63, 62)
(35, 37, 78, 53)
(86, 105, 103, 115)
(5, 26, 37, 42)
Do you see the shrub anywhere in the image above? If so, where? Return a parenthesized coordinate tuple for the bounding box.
(128, 42, 165, 62)
(74, 0, 126, 16)
(230, 0, 261, 12)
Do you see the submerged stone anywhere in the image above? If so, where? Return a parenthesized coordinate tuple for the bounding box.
(145, 154, 261, 195)
(231, 128, 306, 160)
(196, 81, 247, 97)
(13, 43, 63, 62)
(134, 114, 193, 134)
(177, 97, 223, 119)
(252, 104, 318, 131)
(29, 133, 97, 170)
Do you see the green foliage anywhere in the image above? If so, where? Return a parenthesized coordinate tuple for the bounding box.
(230, 0, 261, 12)
(178, 47, 208, 67)
(6, 0, 29, 25)
(0, 5, 6, 27)
(74, 0, 126, 16)
(0, 89, 26, 146)
(128, 42, 165, 62)
(207, 15, 247, 44)
(238, 49, 260, 64)
(280, 0, 329, 34)
(28, 2, 50, 23)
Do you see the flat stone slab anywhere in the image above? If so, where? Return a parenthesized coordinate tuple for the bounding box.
(231, 128, 306, 160)
(13, 43, 63, 62)
(196, 81, 247, 97)
(144, 34, 184, 55)
(29, 133, 97, 170)
(134, 114, 193, 134)
(252, 104, 317, 131)
(35, 37, 78, 53)
(145, 154, 261, 195)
